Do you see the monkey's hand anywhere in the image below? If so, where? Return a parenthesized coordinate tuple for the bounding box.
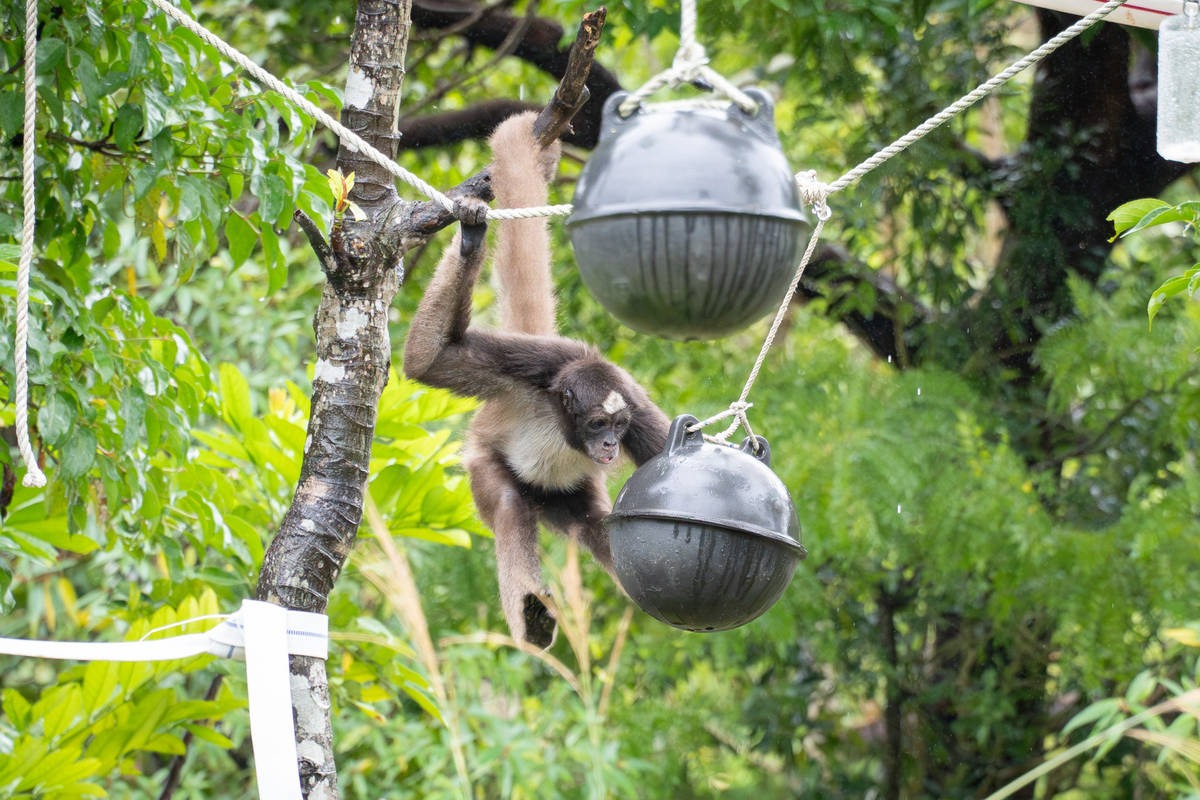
(454, 197, 489, 258)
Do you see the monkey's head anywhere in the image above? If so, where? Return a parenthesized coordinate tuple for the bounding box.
(553, 360, 634, 466)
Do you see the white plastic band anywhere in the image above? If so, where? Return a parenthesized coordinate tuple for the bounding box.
(0, 601, 328, 662)
(242, 600, 304, 800)
(0, 632, 215, 661)
(0, 599, 327, 800)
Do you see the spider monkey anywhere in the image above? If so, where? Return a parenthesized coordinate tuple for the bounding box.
(403, 112, 670, 648)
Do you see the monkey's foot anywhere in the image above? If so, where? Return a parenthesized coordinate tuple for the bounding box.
(522, 591, 557, 649)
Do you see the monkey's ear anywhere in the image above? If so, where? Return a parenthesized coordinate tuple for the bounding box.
(561, 388, 574, 411)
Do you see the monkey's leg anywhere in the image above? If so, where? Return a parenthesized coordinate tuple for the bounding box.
(469, 454, 557, 649)
(542, 477, 616, 577)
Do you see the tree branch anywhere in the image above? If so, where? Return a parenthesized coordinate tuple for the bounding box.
(408, 0, 620, 148)
(398, 99, 542, 149)
(397, 7, 605, 248)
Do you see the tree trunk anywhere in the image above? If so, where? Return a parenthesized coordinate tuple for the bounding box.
(254, 2, 414, 797)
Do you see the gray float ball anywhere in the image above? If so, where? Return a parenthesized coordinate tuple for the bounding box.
(568, 89, 810, 340)
(605, 415, 806, 632)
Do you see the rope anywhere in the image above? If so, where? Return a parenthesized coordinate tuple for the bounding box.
(143, 0, 567, 222)
(617, 0, 758, 117)
(688, 213, 829, 442)
(827, 0, 1128, 192)
(691, 0, 1128, 441)
(14, 0, 45, 488)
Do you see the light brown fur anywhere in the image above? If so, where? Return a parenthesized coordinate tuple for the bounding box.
(490, 116, 561, 337)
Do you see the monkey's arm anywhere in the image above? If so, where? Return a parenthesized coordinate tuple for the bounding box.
(404, 203, 590, 398)
(625, 390, 671, 465)
(403, 220, 487, 387)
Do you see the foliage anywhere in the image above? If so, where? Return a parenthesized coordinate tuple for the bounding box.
(0, 591, 239, 799)
(1109, 197, 1200, 328)
(1052, 623, 1200, 798)
(3, 0, 1200, 798)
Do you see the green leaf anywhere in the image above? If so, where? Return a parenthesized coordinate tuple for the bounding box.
(142, 733, 186, 755)
(74, 51, 103, 109)
(1148, 274, 1191, 327)
(225, 213, 257, 269)
(2, 689, 32, 731)
(113, 103, 143, 150)
(400, 683, 444, 724)
(218, 363, 252, 430)
(1125, 670, 1156, 705)
(102, 221, 122, 259)
(81, 661, 120, 715)
(36, 38, 67, 74)
(253, 173, 287, 226)
(184, 724, 234, 749)
(0, 90, 21, 138)
(38, 391, 76, 446)
(37, 684, 84, 740)
(1062, 697, 1121, 736)
(261, 223, 285, 294)
(1108, 198, 1171, 236)
(129, 32, 151, 79)
(120, 387, 147, 451)
(141, 87, 170, 139)
(59, 429, 98, 479)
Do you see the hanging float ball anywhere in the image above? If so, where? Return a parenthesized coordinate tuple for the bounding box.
(567, 89, 810, 340)
(605, 415, 806, 632)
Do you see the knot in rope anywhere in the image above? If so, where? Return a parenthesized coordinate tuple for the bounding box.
(671, 40, 710, 81)
(687, 401, 756, 444)
(617, 0, 757, 118)
(795, 170, 832, 220)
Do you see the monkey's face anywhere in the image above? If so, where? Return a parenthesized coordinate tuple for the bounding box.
(560, 386, 632, 465)
(580, 412, 630, 465)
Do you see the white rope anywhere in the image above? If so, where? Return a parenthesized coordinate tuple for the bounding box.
(692, 0, 1128, 440)
(617, 0, 758, 117)
(15, 0, 45, 488)
(689, 208, 830, 442)
(143, 0, 568, 221)
(826, 0, 1129, 193)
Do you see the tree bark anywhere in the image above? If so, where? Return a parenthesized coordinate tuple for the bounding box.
(253, 4, 604, 796)
(254, 2, 413, 796)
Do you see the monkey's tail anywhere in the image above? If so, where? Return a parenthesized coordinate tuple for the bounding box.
(489, 112, 561, 337)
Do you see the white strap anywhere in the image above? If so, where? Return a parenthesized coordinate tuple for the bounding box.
(0, 601, 328, 662)
(0, 599, 327, 800)
(242, 600, 305, 800)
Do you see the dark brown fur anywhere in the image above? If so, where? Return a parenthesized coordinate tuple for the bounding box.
(403, 113, 669, 647)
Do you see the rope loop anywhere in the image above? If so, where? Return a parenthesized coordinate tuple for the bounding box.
(617, 0, 757, 118)
(795, 170, 832, 221)
(687, 401, 756, 444)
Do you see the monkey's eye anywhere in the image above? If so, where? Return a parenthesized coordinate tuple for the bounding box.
(588, 419, 607, 431)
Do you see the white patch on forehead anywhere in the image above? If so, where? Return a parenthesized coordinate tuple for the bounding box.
(602, 391, 628, 415)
